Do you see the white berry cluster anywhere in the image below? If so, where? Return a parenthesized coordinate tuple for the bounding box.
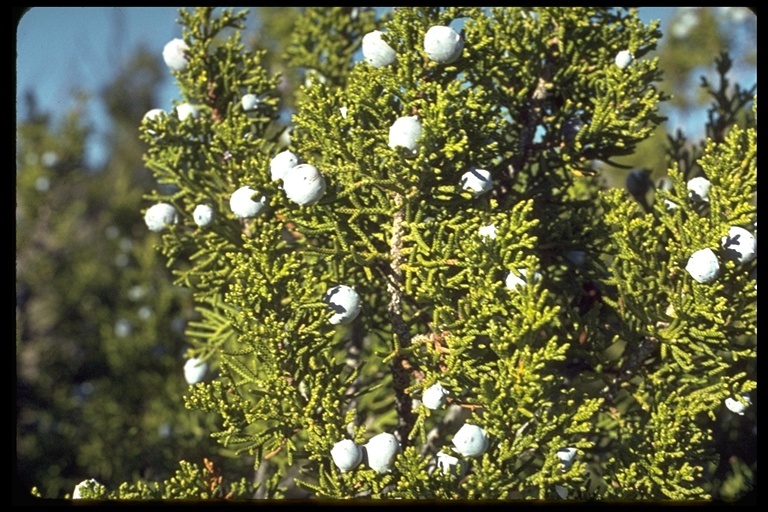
(269, 150, 327, 206)
(685, 225, 756, 284)
(361, 24, 464, 68)
(331, 432, 401, 473)
(143, 201, 217, 231)
(365, 23, 464, 162)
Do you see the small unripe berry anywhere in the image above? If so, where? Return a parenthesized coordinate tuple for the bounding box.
(364, 432, 400, 473)
(505, 268, 542, 290)
(175, 103, 199, 122)
(282, 164, 327, 206)
(331, 439, 364, 472)
(270, 150, 300, 181)
(184, 357, 207, 385)
(721, 226, 756, 264)
(362, 30, 396, 68)
(230, 186, 267, 218)
(424, 25, 464, 64)
(614, 50, 633, 69)
(460, 168, 493, 196)
(193, 204, 215, 227)
(323, 285, 362, 325)
(144, 203, 179, 232)
(388, 116, 422, 157)
(163, 38, 189, 71)
(686, 176, 711, 203)
(422, 383, 449, 410)
(685, 248, 720, 284)
(452, 423, 489, 457)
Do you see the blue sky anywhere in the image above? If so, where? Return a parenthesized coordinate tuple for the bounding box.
(15, 7, 754, 168)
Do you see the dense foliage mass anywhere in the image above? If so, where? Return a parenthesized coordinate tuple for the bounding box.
(17, 7, 755, 502)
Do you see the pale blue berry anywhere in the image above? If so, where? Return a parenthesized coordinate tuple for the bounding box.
(163, 38, 189, 71)
(424, 25, 464, 64)
(362, 30, 396, 68)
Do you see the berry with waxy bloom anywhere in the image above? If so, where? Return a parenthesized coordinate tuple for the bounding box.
(144, 203, 179, 232)
(175, 102, 199, 121)
(721, 226, 756, 264)
(331, 439, 364, 472)
(282, 164, 327, 206)
(388, 116, 422, 157)
(184, 357, 207, 385)
(460, 168, 493, 196)
(422, 383, 449, 410)
(362, 30, 396, 68)
(270, 150, 300, 181)
(230, 186, 267, 218)
(364, 432, 400, 473)
(73, 479, 101, 499)
(685, 248, 720, 284)
(686, 176, 711, 203)
(614, 50, 633, 69)
(193, 204, 215, 227)
(323, 285, 362, 325)
(142, 108, 165, 135)
(452, 423, 489, 457)
(241, 93, 262, 112)
(436, 451, 468, 477)
(424, 25, 464, 64)
(163, 38, 189, 71)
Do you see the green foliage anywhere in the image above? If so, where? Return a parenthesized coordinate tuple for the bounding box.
(65, 459, 258, 500)
(19, 6, 755, 503)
